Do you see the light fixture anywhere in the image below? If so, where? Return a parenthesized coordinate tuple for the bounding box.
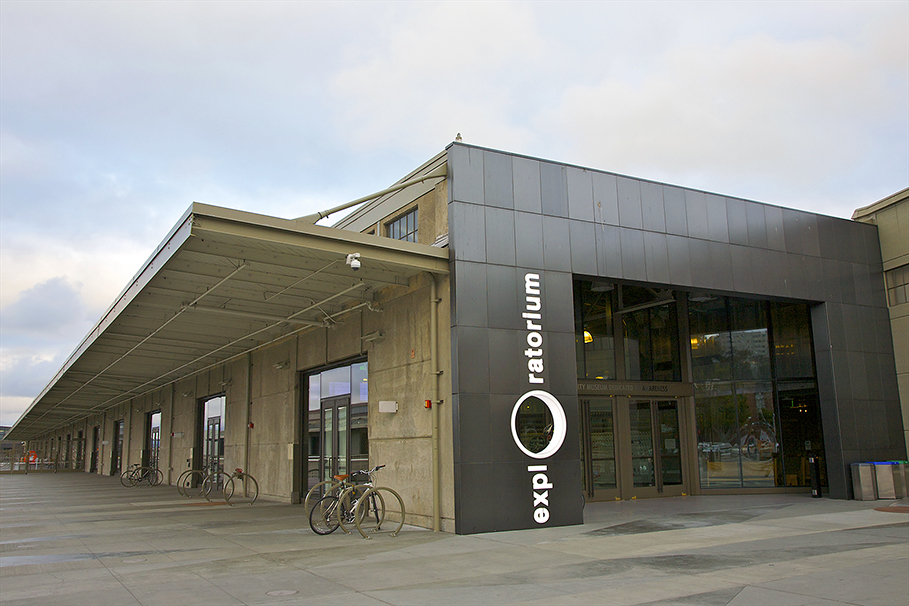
(361, 331, 385, 343)
(591, 282, 614, 292)
(583, 330, 593, 344)
(273, 361, 289, 370)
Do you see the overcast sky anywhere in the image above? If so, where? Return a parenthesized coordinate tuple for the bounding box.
(1, 1, 907, 427)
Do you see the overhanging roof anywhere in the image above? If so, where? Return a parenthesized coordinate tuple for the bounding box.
(8, 203, 449, 441)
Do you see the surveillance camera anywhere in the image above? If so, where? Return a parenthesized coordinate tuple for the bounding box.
(350, 258, 361, 270)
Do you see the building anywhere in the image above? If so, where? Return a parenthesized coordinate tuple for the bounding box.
(852, 188, 909, 458)
(7, 143, 905, 534)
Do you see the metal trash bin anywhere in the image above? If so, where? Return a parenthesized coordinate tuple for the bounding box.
(872, 462, 898, 499)
(889, 461, 908, 499)
(851, 462, 877, 500)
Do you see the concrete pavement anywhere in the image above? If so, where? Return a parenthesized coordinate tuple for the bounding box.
(1, 472, 906, 605)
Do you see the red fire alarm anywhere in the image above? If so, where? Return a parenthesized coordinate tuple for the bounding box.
(248, 422, 254, 429)
(424, 400, 432, 409)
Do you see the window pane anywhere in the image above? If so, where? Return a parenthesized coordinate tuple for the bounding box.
(729, 298, 771, 380)
(696, 381, 741, 488)
(321, 366, 350, 398)
(351, 362, 368, 404)
(737, 382, 778, 487)
(771, 302, 816, 379)
(689, 295, 732, 382)
(574, 280, 617, 380)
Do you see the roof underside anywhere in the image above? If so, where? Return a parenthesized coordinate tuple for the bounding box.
(9, 203, 449, 441)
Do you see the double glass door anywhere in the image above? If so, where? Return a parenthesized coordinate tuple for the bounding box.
(581, 397, 687, 500)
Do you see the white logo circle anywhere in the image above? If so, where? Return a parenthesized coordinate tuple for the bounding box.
(510, 390, 567, 459)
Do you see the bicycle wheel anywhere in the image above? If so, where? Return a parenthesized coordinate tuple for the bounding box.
(337, 485, 385, 535)
(225, 474, 259, 506)
(355, 487, 404, 539)
(303, 480, 340, 512)
(309, 495, 341, 535)
(119, 469, 134, 487)
(149, 468, 163, 486)
(134, 467, 156, 486)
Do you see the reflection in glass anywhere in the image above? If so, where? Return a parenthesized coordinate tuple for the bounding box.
(590, 400, 616, 490)
(621, 285, 681, 382)
(771, 303, 815, 379)
(514, 396, 554, 454)
(730, 298, 770, 380)
(321, 366, 351, 398)
(630, 401, 655, 487)
(778, 383, 826, 487)
(574, 281, 617, 380)
(737, 382, 776, 487)
(657, 401, 682, 486)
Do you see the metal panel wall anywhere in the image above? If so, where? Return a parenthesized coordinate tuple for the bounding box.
(448, 143, 904, 532)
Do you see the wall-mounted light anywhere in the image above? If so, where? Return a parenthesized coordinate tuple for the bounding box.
(361, 331, 385, 343)
(273, 362, 289, 370)
(182, 392, 193, 398)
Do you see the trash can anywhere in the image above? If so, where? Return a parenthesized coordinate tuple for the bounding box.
(888, 461, 907, 499)
(872, 462, 898, 499)
(808, 454, 822, 498)
(851, 462, 877, 500)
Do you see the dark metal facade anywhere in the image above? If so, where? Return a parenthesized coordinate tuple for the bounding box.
(447, 143, 903, 534)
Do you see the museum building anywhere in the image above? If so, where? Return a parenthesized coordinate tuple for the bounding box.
(7, 143, 906, 534)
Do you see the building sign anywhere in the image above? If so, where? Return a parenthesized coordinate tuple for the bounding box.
(577, 380, 693, 398)
(510, 273, 568, 524)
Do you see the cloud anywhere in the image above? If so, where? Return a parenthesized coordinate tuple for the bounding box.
(535, 7, 908, 216)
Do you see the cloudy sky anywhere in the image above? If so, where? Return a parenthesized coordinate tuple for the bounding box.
(1, 1, 907, 427)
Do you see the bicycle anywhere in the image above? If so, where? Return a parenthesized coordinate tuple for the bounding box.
(119, 463, 163, 487)
(309, 465, 405, 538)
(202, 468, 259, 505)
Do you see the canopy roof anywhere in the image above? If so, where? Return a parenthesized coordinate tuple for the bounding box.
(8, 203, 449, 441)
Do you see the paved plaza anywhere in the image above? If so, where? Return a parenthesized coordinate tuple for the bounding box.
(1, 472, 907, 605)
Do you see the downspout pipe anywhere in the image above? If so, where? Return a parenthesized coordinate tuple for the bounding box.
(430, 273, 442, 531)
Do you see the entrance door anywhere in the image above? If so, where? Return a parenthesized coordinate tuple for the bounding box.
(580, 398, 620, 500)
(581, 397, 687, 501)
(320, 396, 350, 481)
(90, 426, 100, 473)
(111, 420, 123, 475)
(626, 399, 685, 498)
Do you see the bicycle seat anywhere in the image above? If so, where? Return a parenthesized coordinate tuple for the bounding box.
(333, 474, 349, 482)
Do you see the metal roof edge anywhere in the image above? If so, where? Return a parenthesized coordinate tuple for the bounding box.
(852, 186, 909, 220)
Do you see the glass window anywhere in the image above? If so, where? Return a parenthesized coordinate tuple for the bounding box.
(737, 382, 777, 487)
(387, 208, 418, 242)
(729, 298, 771, 380)
(689, 294, 732, 382)
(320, 366, 351, 398)
(771, 302, 815, 379)
(695, 381, 741, 488)
(574, 280, 617, 380)
(620, 285, 680, 382)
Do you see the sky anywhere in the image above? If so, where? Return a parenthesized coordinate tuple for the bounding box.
(1, 1, 907, 428)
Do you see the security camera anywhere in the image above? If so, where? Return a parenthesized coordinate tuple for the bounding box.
(346, 253, 361, 271)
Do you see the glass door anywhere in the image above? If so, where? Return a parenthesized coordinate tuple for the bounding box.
(580, 397, 619, 501)
(321, 396, 350, 481)
(624, 399, 685, 498)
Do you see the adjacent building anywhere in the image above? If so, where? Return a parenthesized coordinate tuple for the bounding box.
(7, 143, 905, 534)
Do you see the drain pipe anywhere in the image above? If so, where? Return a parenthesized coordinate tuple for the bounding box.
(430, 273, 442, 531)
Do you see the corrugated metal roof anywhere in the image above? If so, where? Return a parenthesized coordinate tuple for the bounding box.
(7, 202, 449, 441)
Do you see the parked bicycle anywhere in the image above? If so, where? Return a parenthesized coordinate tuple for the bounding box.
(308, 465, 405, 538)
(202, 468, 259, 505)
(119, 463, 163, 487)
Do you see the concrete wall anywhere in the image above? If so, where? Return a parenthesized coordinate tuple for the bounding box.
(26, 180, 455, 531)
